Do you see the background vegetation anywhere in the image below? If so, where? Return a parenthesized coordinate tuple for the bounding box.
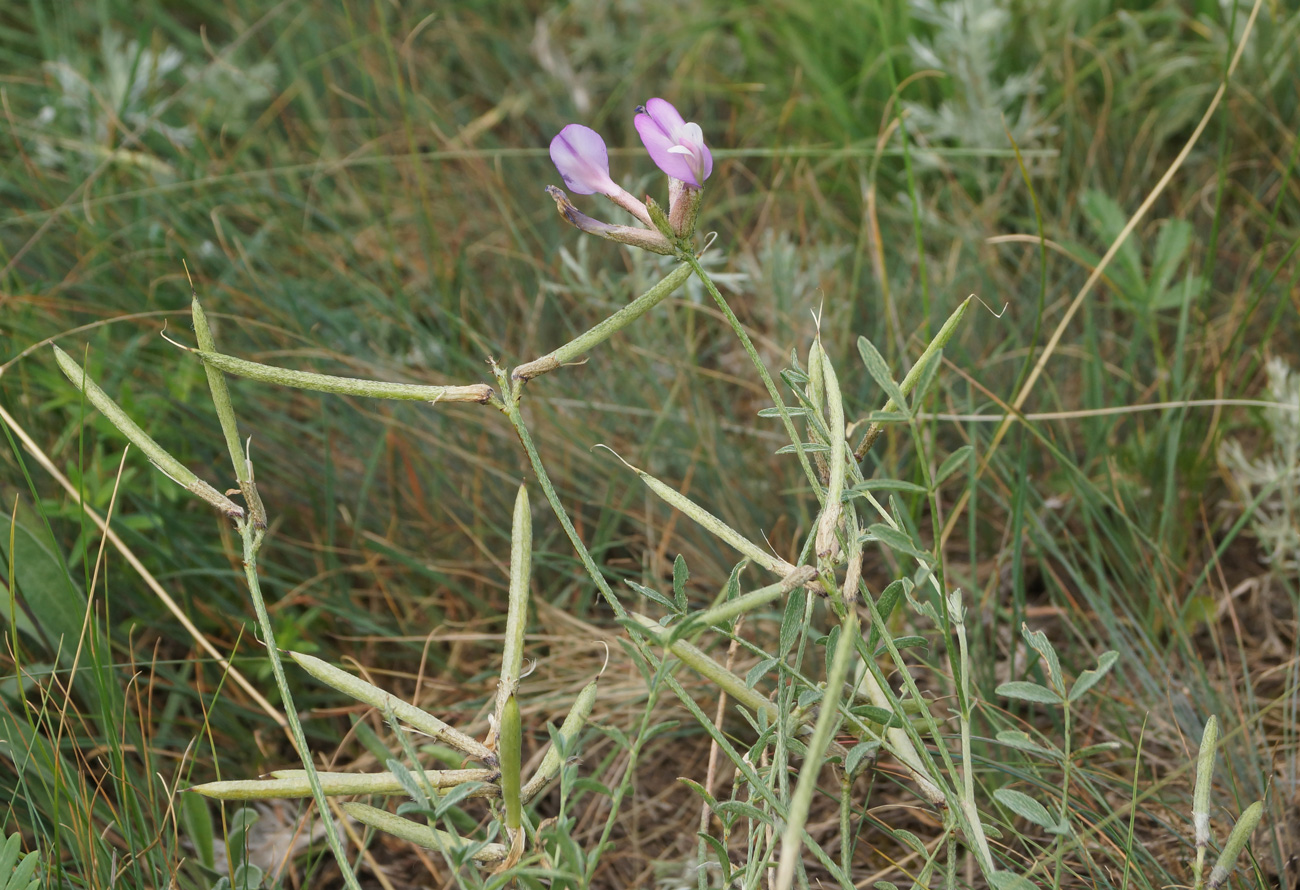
(1, 0, 1297, 887)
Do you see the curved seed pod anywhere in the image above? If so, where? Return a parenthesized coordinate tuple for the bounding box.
(195, 350, 493, 403)
(53, 346, 243, 519)
(815, 343, 847, 561)
(290, 652, 492, 762)
(522, 680, 599, 802)
(190, 768, 496, 800)
(1207, 800, 1263, 889)
(499, 695, 523, 833)
(342, 803, 507, 863)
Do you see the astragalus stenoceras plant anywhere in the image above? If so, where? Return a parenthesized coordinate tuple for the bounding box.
(50, 96, 1263, 889)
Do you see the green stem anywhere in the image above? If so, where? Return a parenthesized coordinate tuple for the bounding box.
(497, 386, 626, 620)
(774, 610, 859, 890)
(239, 523, 364, 890)
(513, 263, 692, 381)
(852, 296, 972, 460)
(680, 253, 822, 495)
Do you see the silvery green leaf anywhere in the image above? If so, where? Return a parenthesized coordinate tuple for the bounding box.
(1021, 625, 1065, 693)
(989, 870, 1039, 890)
(857, 336, 907, 411)
(232, 863, 264, 890)
(775, 442, 831, 454)
(934, 445, 974, 487)
(672, 554, 689, 611)
(625, 581, 675, 611)
(780, 590, 806, 656)
(1068, 650, 1119, 702)
(994, 788, 1067, 835)
(845, 740, 881, 776)
(850, 479, 928, 494)
(714, 801, 772, 825)
(746, 657, 779, 688)
(996, 681, 1062, 705)
(862, 524, 934, 564)
(995, 731, 1060, 760)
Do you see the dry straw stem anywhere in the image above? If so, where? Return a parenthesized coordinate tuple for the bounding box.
(521, 678, 599, 802)
(938, 0, 1265, 549)
(189, 768, 496, 800)
(341, 803, 508, 863)
(52, 345, 244, 518)
(0, 399, 282, 723)
(193, 349, 493, 403)
(289, 651, 493, 762)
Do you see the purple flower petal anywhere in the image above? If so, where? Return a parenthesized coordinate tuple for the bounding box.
(634, 98, 712, 188)
(549, 124, 618, 196)
(644, 97, 686, 134)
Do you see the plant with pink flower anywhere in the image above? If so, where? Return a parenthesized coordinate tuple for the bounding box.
(633, 97, 713, 188)
(546, 98, 713, 250)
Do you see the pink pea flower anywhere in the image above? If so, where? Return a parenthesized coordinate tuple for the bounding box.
(634, 98, 713, 188)
(549, 123, 652, 227)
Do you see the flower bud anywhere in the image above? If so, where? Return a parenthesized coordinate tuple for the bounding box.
(546, 186, 674, 255)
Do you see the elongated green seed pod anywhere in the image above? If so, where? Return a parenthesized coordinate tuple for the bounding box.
(1193, 716, 1218, 847)
(190, 768, 495, 800)
(632, 613, 781, 725)
(290, 651, 492, 762)
(342, 802, 507, 862)
(53, 346, 243, 519)
(522, 680, 599, 802)
(815, 343, 847, 560)
(630, 464, 801, 581)
(497, 485, 531, 723)
(1207, 800, 1263, 889)
(499, 694, 523, 832)
(692, 566, 817, 630)
(1192, 715, 1220, 886)
(195, 350, 493, 403)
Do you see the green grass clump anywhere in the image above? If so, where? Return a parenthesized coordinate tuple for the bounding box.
(2, 0, 1297, 887)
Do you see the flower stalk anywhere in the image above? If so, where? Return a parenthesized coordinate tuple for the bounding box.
(513, 262, 692, 382)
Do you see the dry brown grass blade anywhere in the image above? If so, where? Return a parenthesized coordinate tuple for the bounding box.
(937, 0, 1266, 551)
(0, 400, 283, 724)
